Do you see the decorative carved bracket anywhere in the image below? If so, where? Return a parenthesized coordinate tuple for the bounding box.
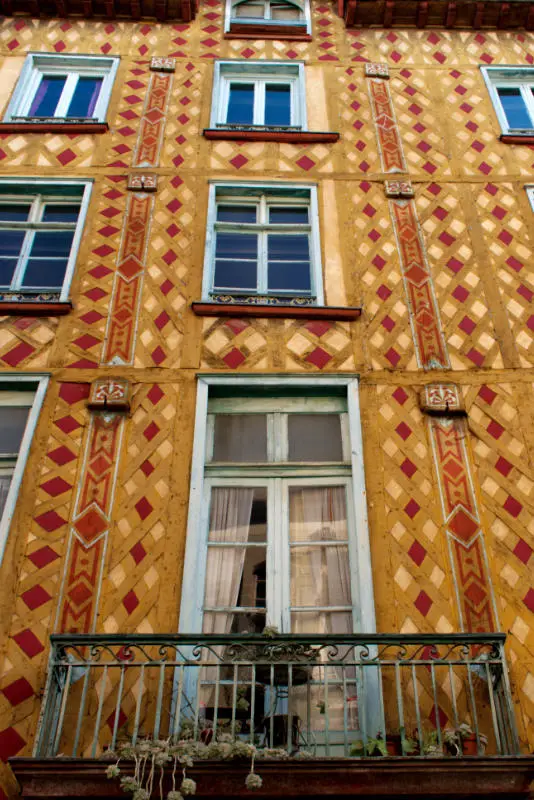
(364, 63, 390, 79)
(150, 57, 176, 72)
(127, 173, 158, 192)
(88, 378, 131, 412)
(385, 180, 414, 198)
(419, 383, 465, 415)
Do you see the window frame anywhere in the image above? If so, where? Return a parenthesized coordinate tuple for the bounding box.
(0, 178, 93, 302)
(210, 61, 306, 130)
(526, 185, 534, 211)
(4, 54, 120, 124)
(0, 374, 49, 567)
(224, 0, 312, 34)
(481, 66, 534, 135)
(202, 181, 324, 305)
(179, 375, 375, 636)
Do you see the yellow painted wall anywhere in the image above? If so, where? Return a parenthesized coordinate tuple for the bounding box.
(0, 8, 533, 793)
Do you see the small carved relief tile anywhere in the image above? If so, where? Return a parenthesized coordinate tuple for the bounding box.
(385, 180, 414, 198)
(88, 378, 131, 412)
(364, 62, 390, 79)
(420, 383, 465, 415)
(150, 57, 176, 72)
(127, 173, 158, 192)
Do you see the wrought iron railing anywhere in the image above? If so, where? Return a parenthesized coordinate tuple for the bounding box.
(34, 633, 520, 759)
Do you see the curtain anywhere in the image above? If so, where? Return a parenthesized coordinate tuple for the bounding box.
(290, 486, 352, 634)
(203, 487, 255, 634)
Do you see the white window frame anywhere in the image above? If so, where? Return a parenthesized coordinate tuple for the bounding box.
(0, 374, 49, 567)
(224, 0, 312, 33)
(179, 375, 375, 636)
(210, 61, 306, 129)
(202, 181, 324, 305)
(0, 178, 93, 301)
(526, 185, 534, 210)
(481, 66, 534, 135)
(4, 54, 120, 123)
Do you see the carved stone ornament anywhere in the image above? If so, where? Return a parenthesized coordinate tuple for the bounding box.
(127, 173, 158, 192)
(385, 180, 415, 198)
(419, 383, 465, 415)
(150, 57, 176, 72)
(88, 378, 131, 412)
(364, 62, 390, 79)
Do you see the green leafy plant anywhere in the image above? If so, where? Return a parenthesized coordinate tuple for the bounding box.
(350, 733, 388, 757)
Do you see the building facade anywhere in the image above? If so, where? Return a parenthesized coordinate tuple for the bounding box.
(0, 0, 534, 796)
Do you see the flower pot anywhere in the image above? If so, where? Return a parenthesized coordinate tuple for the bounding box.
(462, 734, 483, 756)
(386, 735, 403, 756)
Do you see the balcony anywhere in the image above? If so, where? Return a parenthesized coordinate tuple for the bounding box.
(10, 633, 534, 800)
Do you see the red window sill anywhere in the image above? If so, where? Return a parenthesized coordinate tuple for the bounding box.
(0, 301, 72, 316)
(228, 22, 310, 36)
(500, 133, 534, 144)
(192, 301, 361, 321)
(225, 31, 312, 40)
(0, 122, 108, 134)
(204, 129, 340, 144)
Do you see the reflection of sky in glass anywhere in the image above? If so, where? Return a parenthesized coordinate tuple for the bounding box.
(29, 76, 66, 116)
(498, 87, 532, 128)
(67, 77, 102, 117)
(227, 84, 254, 124)
(265, 84, 291, 126)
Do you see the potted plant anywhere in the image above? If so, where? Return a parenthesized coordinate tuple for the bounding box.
(385, 727, 418, 756)
(443, 722, 487, 756)
(422, 730, 443, 756)
(350, 733, 388, 757)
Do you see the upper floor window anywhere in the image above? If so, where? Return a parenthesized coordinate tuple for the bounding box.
(0, 180, 92, 303)
(211, 62, 306, 130)
(225, 0, 311, 35)
(202, 183, 324, 306)
(4, 54, 119, 124)
(482, 67, 534, 136)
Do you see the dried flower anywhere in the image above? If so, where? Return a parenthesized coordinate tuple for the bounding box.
(167, 793, 183, 800)
(245, 773, 263, 790)
(106, 764, 121, 778)
(132, 789, 150, 800)
(119, 776, 139, 792)
(180, 778, 197, 795)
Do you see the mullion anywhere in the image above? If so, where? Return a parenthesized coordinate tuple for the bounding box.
(9, 196, 41, 290)
(522, 83, 534, 127)
(55, 73, 79, 119)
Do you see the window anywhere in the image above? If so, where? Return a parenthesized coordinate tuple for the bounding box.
(203, 183, 323, 305)
(4, 54, 119, 124)
(0, 377, 49, 566)
(211, 62, 306, 130)
(225, 0, 311, 34)
(179, 376, 378, 751)
(482, 67, 534, 135)
(0, 180, 92, 302)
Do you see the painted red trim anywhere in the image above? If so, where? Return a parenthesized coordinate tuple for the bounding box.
(192, 302, 361, 321)
(0, 301, 72, 316)
(10, 756, 534, 799)
(225, 31, 312, 39)
(229, 21, 308, 34)
(500, 134, 534, 144)
(204, 129, 340, 143)
(0, 122, 108, 134)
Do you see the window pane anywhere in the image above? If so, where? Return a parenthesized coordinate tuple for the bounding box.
(0, 204, 31, 222)
(0, 230, 26, 258)
(0, 260, 18, 286)
(235, 2, 266, 17)
(289, 486, 348, 542)
(265, 84, 291, 126)
(216, 232, 258, 258)
(22, 259, 68, 288)
(204, 486, 267, 634)
(42, 204, 80, 223)
(288, 414, 343, 461)
(28, 76, 66, 117)
(269, 206, 308, 224)
(268, 234, 309, 260)
(291, 545, 351, 606)
(212, 414, 267, 461)
(291, 610, 353, 634)
(268, 260, 311, 292)
(497, 87, 532, 129)
(217, 205, 257, 223)
(0, 406, 30, 455)
(214, 260, 257, 291)
(0, 473, 13, 521)
(67, 77, 103, 118)
(271, 1, 302, 19)
(226, 84, 255, 125)
(29, 231, 74, 258)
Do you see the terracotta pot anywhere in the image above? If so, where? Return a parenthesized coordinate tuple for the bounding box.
(386, 735, 403, 756)
(462, 734, 479, 756)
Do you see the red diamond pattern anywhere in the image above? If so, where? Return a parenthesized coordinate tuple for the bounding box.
(40, 477, 71, 497)
(21, 585, 51, 610)
(28, 546, 59, 570)
(135, 497, 153, 521)
(34, 510, 67, 532)
(2, 678, 34, 707)
(12, 629, 44, 659)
